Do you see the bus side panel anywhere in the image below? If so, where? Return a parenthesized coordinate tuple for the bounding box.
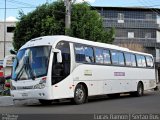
(72, 65, 104, 96)
(51, 75, 74, 99)
(72, 64, 156, 97)
(50, 64, 156, 100)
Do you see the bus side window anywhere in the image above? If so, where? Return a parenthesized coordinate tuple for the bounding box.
(125, 53, 132, 66)
(84, 46, 94, 63)
(131, 54, 136, 67)
(74, 44, 94, 63)
(125, 53, 136, 67)
(141, 56, 146, 67)
(136, 55, 142, 67)
(103, 49, 111, 64)
(146, 56, 154, 67)
(74, 44, 85, 62)
(111, 50, 119, 65)
(118, 52, 125, 66)
(95, 48, 104, 64)
(136, 55, 146, 67)
(111, 50, 125, 66)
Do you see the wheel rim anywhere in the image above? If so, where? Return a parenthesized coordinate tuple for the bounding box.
(75, 88, 84, 101)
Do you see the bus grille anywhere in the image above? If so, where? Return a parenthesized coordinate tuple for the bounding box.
(16, 86, 33, 90)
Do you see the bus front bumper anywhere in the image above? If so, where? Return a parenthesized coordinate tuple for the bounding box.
(11, 88, 50, 100)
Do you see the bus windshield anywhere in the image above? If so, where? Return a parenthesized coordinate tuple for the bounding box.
(12, 46, 51, 81)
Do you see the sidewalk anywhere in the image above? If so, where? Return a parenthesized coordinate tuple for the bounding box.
(0, 96, 14, 106)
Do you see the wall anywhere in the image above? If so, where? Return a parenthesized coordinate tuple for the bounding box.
(156, 31, 160, 43)
(0, 21, 16, 61)
(156, 49, 160, 62)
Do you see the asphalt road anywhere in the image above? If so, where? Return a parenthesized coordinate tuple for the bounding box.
(0, 90, 160, 114)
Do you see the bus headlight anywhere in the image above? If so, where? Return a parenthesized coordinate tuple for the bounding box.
(34, 79, 46, 89)
(34, 83, 45, 89)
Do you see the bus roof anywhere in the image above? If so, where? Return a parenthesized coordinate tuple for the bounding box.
(20, 35, 152, 56)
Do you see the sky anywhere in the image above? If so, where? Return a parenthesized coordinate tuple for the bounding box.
(0, 0, 160, 21)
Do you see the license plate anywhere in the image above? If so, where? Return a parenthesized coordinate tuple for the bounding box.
(21, 93, 28, 97)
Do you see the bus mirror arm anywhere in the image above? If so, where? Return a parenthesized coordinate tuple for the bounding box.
(53, 49, 62, 63)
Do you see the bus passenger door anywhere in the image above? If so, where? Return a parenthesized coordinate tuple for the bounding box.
(52, 41, 72, 98)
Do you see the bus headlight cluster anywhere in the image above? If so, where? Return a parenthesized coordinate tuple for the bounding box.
(33, 79, 46, 89)
(34, 83, 45, 89)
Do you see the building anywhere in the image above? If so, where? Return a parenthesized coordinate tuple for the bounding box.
(94, 6, 160, 82)
(0, 21, 16, 76)
(0, 21, 16, 61)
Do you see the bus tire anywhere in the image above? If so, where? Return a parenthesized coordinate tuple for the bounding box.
(72, 84, 87, 105)
(131, 82, 144, 97)
(39, 99, 53, 105)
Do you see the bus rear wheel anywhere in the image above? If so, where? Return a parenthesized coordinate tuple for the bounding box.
(72, 84, 87, 105)
(39, 99, 53, 105)
(131, 82, 144, 97)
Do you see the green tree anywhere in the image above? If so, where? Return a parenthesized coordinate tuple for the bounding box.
(13, 1, 115, 50)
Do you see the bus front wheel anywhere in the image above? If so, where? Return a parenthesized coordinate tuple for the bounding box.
(72, 84, 87, 105)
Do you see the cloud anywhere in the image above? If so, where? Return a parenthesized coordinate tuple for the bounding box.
(74, 0, 96, 3)
(6, 16, 18, 22)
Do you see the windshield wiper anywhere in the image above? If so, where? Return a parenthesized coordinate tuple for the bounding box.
(25, 63, 35, 80)
(15, 63, 25, 81)
(15, 60, 35, 81)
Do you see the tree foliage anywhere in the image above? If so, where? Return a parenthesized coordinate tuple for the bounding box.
(13, 1, 115, 50)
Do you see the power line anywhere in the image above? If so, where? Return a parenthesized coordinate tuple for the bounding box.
(0, 7, 36, 9)
(146, 4, 160, 7)
(6, 0, 36, 7)
(138, 0, 160, 16)
(82, 0, 98, 11)
(142, 0, 160, 14)
(144, 1, 160, 5)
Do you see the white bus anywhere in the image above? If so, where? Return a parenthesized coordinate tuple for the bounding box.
(11, 35, 156, 105)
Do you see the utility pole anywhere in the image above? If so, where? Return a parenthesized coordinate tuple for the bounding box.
(64, 0, 71, 30)
(4, 0, 6, 58)
(3, 0, 6, 75)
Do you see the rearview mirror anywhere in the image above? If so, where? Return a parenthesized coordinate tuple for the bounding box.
(52, 49, 62, 63)
(10, 49, 17, 55)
